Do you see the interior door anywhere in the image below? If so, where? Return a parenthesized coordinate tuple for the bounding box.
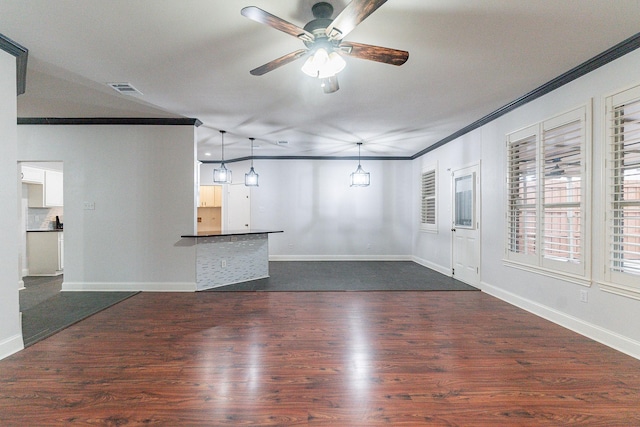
(451, 164, 480, 286)
(227, 184, 251, 231)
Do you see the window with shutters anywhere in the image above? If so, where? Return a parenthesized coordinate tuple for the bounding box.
(505, 106, 589, 278)
(604, 85, 640, 294)
(507, 126, 538, 263)
(421, 167, 437, 232)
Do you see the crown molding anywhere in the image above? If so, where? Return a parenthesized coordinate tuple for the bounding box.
(17, 117, 202, 126)
(412, 31, 640, 159)
(201, 155, 411, 163)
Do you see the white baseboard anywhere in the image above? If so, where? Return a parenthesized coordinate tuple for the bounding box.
(269, 255, 413, 261)
(62, 282, 196, 292)
(0, 333, 24, 361)
(412, 256, 451, 276)
(481, 280, 640, 361)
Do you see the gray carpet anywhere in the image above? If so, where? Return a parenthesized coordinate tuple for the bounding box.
(208, 261, 478, 292)
(20, 276, 138, 347)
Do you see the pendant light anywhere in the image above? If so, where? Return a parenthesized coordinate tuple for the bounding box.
(245, 137, 259, 187)
(350, 142, 370, 187)
(213, 130, 232, 184)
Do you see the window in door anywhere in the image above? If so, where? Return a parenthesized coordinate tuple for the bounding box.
(454, 173, 474, 228)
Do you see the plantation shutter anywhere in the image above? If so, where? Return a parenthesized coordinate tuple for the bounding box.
(541, 112, 584, 270)
(507, 129, 538, 257)
(609, 95, 640, 278)
(421, 170, 436, 226)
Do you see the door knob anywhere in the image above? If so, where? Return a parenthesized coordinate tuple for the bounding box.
(451, 228, 456, 232)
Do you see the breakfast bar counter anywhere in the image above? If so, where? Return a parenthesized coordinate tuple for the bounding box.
(181, 230, 283, 291)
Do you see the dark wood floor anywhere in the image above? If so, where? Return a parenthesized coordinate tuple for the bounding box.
(1, 291, 639, 426)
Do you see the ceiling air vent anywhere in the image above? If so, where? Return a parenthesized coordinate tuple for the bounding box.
(107, 82, 143, 95)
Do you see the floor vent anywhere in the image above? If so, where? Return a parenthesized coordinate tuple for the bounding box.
(107, 82, 143, 95)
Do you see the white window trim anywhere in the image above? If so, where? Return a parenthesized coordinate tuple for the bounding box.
(504, 105, 591, 280)
(420, 163, 437, 233)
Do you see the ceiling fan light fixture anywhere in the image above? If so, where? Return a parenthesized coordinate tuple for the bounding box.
(301, 48, 345, 79)
(326, 51, 346, 76)
(213, 130, 232, 184)
(350, 142, 370, 187)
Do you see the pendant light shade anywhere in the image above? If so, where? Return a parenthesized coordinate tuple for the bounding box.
(245, 137, 259, 187)
(350, 142, 370, 187)
(213, 130, 232, 184)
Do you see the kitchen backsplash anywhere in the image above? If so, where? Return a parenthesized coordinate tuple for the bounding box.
(27, 207, 64, 230)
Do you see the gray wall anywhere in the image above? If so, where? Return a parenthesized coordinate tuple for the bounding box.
(200, 158, 413, 260)
(18, 124, 199, 291)
(0, 49, 23, 358)
(412, 48, 640, 359)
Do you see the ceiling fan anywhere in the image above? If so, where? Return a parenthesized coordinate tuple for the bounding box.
(241, 0, 409, 93)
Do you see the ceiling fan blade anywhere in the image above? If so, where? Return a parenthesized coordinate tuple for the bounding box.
(241, 6, 314, 42)
(339, 41, 409, 66)
(250, 49, 308, 76)
(325, 0, 388, 41)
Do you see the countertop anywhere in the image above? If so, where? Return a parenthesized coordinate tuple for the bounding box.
(181, 229, 283, 238)
(26, 229, 64, 232)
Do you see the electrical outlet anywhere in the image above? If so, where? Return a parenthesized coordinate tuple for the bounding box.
(580, 289, 588, 303)
(83, 201, 95, 210)
(221, 259, 227, 268)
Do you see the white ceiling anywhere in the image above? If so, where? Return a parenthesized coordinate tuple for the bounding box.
(2, 0, 640, 160)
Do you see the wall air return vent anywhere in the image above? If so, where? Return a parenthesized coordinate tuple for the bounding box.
(107, 82, 143, 95)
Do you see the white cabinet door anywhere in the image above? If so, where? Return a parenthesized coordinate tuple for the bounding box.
(27, 232, 63, 275)
(21, 166, 44, 184)
(45, 170, 64, 206)
(27, 170, 63, 207)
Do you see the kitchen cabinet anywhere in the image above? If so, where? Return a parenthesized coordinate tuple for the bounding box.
(28, 170, 63, 207)
(21, 165, 45, 184)
(199, 185, 222, 207)
(197, 207, 221, 233)
(27, 231, 63, 276)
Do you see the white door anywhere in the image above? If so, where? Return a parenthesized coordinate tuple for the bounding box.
(451, 164, 480, 286)
(227, 184, 251, 231)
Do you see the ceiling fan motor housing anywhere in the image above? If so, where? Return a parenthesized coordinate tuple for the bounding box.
(303, 2, 336, 48)
(312, 2, 334, 19)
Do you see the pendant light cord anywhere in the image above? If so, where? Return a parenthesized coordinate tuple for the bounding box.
(220, 130, 226, 162)
(250, 137, 255, 167)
